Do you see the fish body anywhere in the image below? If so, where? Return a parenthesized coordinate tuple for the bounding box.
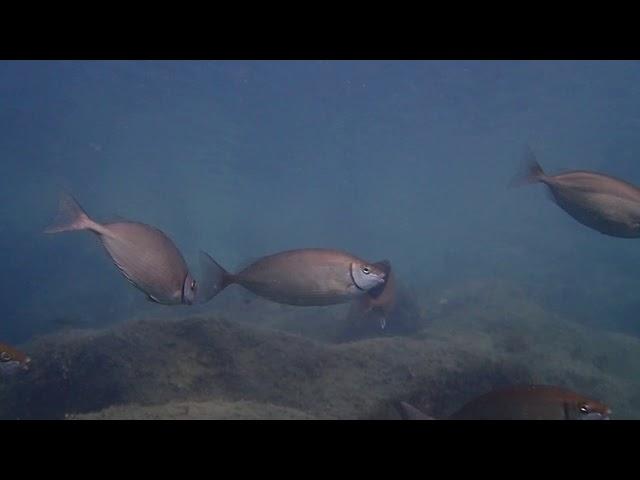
(45, 193, 203, 305)
(513, 148, 640, 238)
(98, 221, 194, 304)
(450, 385, 611, 420)
(200, 249, 387, 306)
(398, 385, 611, 420)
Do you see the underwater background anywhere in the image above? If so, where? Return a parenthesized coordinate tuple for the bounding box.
(2, 60, 640, 419)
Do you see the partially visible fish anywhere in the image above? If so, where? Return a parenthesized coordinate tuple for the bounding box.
(397, 385, 611, 420)
(396, 401, 435, 420)
(0, 342, 31, 375)
(346, 260, 396, 329)
(45, 193, 215, 305)
(512, 147, 640, 238)
(199, 248, 387, 307)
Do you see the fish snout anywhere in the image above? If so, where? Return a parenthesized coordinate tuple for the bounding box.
(22, 357, 31, 371)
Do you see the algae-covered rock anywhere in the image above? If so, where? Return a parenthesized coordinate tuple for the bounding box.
(0, 314, 528, 420)
(3, 276, 640, 420)
(67, 399, 318, 420)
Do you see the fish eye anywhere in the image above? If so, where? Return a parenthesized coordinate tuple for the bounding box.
(0, 351, 11, 362)
(191, 280, 197, 290)
(579, 404, 590, 414)
(362, 266, 370, 275)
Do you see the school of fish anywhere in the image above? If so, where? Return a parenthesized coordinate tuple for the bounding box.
(5, 145, 635, 419)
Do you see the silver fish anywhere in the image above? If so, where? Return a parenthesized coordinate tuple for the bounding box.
(199, 248, 387, 306)
(45, 193, 212, 305)
(513, 147, 640, 238)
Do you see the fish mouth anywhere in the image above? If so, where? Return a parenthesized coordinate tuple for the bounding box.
(22, 357, 31, 371)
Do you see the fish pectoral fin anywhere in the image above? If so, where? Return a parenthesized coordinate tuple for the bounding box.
(147, 294, 160, 304)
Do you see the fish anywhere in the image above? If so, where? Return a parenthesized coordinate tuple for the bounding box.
(397, 385, 611, 420)
(346, 259, 396, 329)
(0, 342, 31, 375)
(396, 401, 436, 420)
(198, 248, 387, 307)
(45, 193, 215, 305)
(512, 147, 640, 238)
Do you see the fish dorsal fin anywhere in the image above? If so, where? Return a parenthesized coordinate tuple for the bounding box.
(396, 401, 435, 420)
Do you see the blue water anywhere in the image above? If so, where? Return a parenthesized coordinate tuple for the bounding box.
(2, 61, 640, 418)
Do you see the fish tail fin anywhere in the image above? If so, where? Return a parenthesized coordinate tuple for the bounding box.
(396, 401, 436, 420)
(196, 251, 234, 303)
(509, 145, 546, 187)
(44, 193, 100, 234)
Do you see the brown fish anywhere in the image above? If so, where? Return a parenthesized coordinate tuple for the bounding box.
(199, 248, 387, 306)
(397, 385, 611, 420)
(512, 147, 640, 238)
(45, 193, 213, 305)
(346, 260, 396, 328)
(0, 342, 31, 375)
